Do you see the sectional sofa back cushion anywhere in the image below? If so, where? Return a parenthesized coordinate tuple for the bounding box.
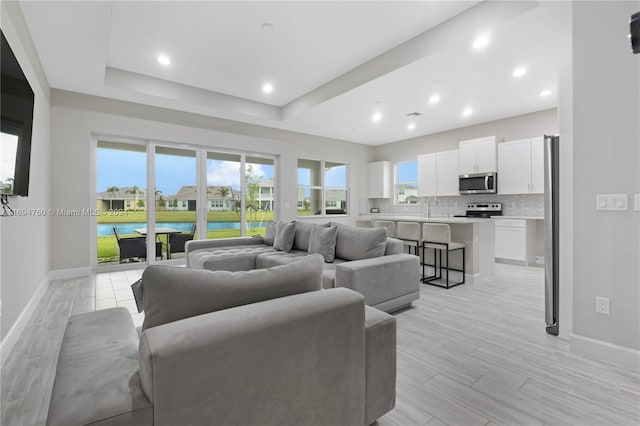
(293, 221, 330, 251)
(334, 224, 387, 261)
(308, 224, 338, 262)
(141, 254, 324, 331)
(273, 221, 296, 251)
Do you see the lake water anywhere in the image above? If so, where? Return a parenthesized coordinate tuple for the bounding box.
(98, 222, 265, 236)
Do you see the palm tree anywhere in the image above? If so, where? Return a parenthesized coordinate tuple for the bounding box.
(106, 186, 119, 210)
(155, 189, 165, 209)
(126, 186, 143, 210)
(216, 186, 230, 211)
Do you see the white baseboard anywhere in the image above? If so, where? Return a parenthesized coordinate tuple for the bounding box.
(570, 333, 640, 373)
(49, 266, 91, 280)
(0, 274, 49, 367)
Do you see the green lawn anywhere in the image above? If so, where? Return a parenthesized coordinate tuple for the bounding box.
(98, 228, 266, 263)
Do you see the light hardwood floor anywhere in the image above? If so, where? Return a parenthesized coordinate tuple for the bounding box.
(2, 264, 638, 425)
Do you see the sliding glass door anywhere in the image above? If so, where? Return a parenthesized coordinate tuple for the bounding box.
(96, 141, 149, 265)
(95, 139, 276, 267)
(154, 146, 197, 260)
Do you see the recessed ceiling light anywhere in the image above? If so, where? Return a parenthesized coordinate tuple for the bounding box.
(539, 89, 552, 97)
(371, 112, 382, 123)
(157, 55, 171, 65)
(262, 82, 274, 94)
(462, 108, 473, 117)
(408, 123, 416, 130)
(429, 94, 440, 104)
(472, 34, 490, 49)
(512, 67, 527, 78)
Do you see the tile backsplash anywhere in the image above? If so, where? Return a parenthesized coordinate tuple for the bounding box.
(363, 193, 544, 217)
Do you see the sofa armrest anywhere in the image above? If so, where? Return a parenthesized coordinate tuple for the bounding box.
(139, 288, 366, 426)
(364, 306, 396, 425)
(335, 253, 419, 308)
(185, 237, 265, 266)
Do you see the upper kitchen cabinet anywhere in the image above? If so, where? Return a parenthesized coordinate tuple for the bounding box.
(436, 149, 459, 196)
(418, 150, 459, 197)
(498, 137, 544, 194)
(368, 161, 391, 198)
(417, 153, 437, 197)
(459, 136, 497, 175)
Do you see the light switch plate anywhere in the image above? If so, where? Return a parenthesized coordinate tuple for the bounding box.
(596, 194, 628, 211)
(635, 194, 640, 211)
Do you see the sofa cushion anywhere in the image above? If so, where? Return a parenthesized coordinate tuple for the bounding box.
(263, 221, 279, 245)
(142, 254, 324, 331)
(47, 308, 152, 426)
(189, 244, 276, 270)
(256, 250, 309, 269)
(334, 224, 387, 261)
(274, 221, 296, 251)
(309, 224, 338, 262)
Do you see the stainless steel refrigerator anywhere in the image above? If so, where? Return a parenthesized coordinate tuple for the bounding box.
(544, 135, 560, 335)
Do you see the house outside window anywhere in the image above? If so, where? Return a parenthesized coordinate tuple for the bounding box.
(297, 159, 348, 216)
(395, 160, 419, 205)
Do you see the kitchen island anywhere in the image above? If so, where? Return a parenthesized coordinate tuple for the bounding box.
(360, 215, 495, 284)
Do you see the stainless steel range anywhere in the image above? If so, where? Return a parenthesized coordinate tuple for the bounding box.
(454, 202, 502, 218)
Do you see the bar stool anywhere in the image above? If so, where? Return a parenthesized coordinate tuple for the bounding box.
(355, 219, 374, 228)
(373, 220, 396, 238)
(421, 223, 465, 289)
(396, 221, 421, 256)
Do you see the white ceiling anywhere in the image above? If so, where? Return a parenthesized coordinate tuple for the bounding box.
(19, 1, 569, 146)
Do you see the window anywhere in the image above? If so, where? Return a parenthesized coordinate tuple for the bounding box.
(297, 159, 348, 216)
(395, 160, 419, 205)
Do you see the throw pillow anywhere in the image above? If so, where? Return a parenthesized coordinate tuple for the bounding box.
(141, 254, 324, 331)
(333, 223, 386, 261)
(273, 221, 296, 251)
(308, 225, 338, 263)
(263, 221, 280, 245)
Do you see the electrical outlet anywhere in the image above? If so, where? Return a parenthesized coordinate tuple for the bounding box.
(595, 297, 610, 315)
(535, 256, 545, 265)
(511, 201, 516, 208)
(635, 194, 640, 211)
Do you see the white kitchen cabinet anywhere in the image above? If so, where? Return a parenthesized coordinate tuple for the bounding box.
(417, 153, 437, 197)
(459, 136, 497, 174)
(495, 218, 536, 265)
(436, 149, 459, 196)
(368, 161, 391, 198)
(418, 150, 459, 197)
(498, 137, 544, 194)
(530, 136, 544, 194)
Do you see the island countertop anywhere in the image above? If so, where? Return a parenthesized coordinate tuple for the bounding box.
(360, 214, 495, 224)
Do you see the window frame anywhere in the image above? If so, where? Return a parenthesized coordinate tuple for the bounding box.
(297, 158, 349, 217)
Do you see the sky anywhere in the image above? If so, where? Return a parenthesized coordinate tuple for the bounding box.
(397, 160, 418, 183)
(297, 163, 347, 187)
(97, 148, 274, 195)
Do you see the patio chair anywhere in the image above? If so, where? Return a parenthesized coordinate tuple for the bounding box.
(168, 224, 196, 257)
(113, 227, 162, 263)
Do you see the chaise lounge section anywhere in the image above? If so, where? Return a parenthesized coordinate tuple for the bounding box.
(186, 221, 420, 313)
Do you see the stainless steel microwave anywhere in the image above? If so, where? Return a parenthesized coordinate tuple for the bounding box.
(459, 172, 497, 194)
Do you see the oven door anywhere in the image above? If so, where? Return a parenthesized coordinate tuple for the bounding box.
(459, 173, 497, 194)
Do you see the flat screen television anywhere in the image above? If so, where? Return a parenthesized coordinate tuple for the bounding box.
(1, 29, 34, 197)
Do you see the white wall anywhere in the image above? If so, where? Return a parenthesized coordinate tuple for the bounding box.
(372, 109, 558, 162)
(0, 2, 51, 341)
(49, 91, 373, 271)
(569, 1, 640, 365)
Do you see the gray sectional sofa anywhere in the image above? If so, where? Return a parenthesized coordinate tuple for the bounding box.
(186, 221, 420, 313)
(47, 255, 397, 425)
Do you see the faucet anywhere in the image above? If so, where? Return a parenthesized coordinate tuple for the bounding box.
(425, 196, 437, 218)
